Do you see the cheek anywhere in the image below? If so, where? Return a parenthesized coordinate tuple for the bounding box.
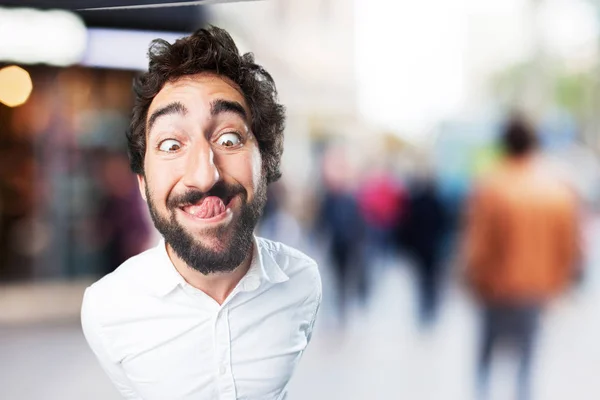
(223, 149, 262, 193)
(144, 158, 182, 202)
(251, 149, 263, 188)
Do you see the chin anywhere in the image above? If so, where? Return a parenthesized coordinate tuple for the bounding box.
(196, 236, 230, 254)
(186, 224, 236, 251)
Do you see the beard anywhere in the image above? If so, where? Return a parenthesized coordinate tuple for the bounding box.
(145, 178, 267, 275)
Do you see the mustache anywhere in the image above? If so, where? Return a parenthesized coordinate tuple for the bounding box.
(166, 181, 245, 209)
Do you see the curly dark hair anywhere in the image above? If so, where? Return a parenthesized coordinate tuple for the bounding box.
(127, 25, 286, 184)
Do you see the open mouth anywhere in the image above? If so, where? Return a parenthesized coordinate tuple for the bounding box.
(179, 195, 234, 219)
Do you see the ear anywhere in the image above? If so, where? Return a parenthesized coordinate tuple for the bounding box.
(137, 174, 148, 202)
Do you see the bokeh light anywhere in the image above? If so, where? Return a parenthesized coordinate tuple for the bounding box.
(0, 7, 87, 66)
(0, 65, 33, 107)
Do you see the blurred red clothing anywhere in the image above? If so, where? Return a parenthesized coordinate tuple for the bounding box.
(357, 172, 406, 230)
(464, 156, 580, 304)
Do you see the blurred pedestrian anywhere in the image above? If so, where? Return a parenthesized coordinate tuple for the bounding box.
(464, 114, 581, 400)
(399, 176, 447, 328)
(357, 166, 406, 270)
(317, 146, 365, 325)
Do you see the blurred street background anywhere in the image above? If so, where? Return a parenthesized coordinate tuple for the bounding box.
(2, 0, 600, 399)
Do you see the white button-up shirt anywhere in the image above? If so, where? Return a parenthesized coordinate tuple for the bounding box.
(81, 236, 322, 400)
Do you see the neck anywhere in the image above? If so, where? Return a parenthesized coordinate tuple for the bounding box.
(166, 244, 253, 305)
(507, 152, 535, 165)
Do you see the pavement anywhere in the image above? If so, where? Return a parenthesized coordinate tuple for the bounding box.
(2, 228, 600, 400)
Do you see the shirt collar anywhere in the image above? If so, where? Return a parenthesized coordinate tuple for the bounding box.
(252, 236, 289, 286)
(149, 239, 186, 297)
(149, 236, 289, 297)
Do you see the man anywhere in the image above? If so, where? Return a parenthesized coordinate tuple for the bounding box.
(400, 176, 447, 328)
(81, 26, 322, 400)
(317, 146, 365, 326)
(464, 115, 580, 400)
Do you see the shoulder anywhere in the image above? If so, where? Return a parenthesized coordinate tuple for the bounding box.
(470, 167, 509, 204)
(258, 237, 318, 273)
(81, 246, 159, 322)
(257, 237, 321, 298)
(90, 246, 158, 295)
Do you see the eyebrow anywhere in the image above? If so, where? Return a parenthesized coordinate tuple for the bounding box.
(147, 101, 188, 133)
(211, 99, 248, 122)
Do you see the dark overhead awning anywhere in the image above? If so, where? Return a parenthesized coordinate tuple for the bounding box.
(0, 0, 255, 10)
(77, 5, 207, 32)
(0, 0, 257, 32)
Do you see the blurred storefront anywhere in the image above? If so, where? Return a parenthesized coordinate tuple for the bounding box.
(0, 4, 209, 281)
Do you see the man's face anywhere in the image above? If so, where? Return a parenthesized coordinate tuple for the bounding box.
(138, 73, 267, 275)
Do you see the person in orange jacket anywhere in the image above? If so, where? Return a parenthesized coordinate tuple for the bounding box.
(463, 114, 581, 400)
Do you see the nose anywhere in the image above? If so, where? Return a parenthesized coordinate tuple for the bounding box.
(181, 140, 221, 192)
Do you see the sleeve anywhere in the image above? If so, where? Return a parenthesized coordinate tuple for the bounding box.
(304, 263, 322, 344)
(81, 288, 143, 400)
(462, 186, 495, 294)
(558, 193, 583, 285)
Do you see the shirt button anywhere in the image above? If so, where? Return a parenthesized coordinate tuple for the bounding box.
(219, 365, 227, 375)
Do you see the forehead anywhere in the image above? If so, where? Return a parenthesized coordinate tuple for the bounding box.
(148, 73, 249, 119)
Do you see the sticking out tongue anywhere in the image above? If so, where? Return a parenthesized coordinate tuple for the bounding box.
(183, 196, 226, 219)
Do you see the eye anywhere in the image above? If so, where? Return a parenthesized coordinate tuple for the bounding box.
(158, 139, 182, 152)
(217, 132, 242, 147)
